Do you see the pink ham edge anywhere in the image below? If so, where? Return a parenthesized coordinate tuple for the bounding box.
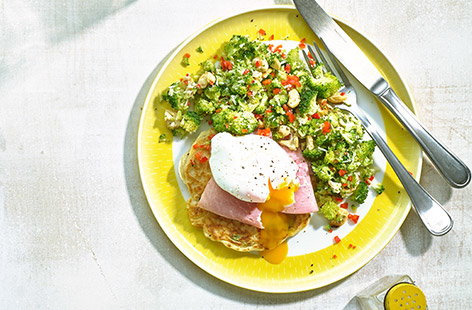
(282, 148, 318, 214)
(198, 178, 263, 229)
(197, 149, 318, 228)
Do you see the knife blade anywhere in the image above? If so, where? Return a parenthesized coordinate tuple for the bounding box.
(293, 0, 389, 95)
(293, 0, 471, 188)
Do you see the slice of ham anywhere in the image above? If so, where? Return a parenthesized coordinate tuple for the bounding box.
(198, 178, 264, 229)
(197, 149, 318, 228)
(282, 149, 319, 214)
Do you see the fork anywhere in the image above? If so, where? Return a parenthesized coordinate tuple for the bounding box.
(302, 40, 453, 236)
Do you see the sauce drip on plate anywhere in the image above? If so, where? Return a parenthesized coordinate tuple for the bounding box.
(261, 241, 288, 265)
(258, 180, 298, 264)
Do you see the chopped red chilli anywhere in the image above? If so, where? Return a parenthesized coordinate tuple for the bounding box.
(256, 128, 271, 136)
(220, 57, 233, 71)
(298, 38, 306, 49)
(285, 64, 291, 73)
(286, 110, 295, 123)
(194, 152, 208, 163)
(348, 214, 360, 224)
(322, 121, 331, 134)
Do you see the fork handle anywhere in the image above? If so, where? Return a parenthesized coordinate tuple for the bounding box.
(378, 87, 471, 188)
(351, 107, 453, 236)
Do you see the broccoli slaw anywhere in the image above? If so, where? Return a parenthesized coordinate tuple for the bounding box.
(161, 35, 384, 227)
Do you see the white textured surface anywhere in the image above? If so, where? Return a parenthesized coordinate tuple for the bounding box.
(1, 0, 471, 309)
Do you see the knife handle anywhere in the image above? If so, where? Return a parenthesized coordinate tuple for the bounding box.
(378, 87, 471, 188)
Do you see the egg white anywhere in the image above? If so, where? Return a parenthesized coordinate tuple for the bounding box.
(209, 132, 298, 203)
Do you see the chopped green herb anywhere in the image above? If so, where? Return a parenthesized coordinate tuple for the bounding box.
(323, 224, 332, 231)
(371, 182, 385, 195)
(181, 57, 190, 67)
(159, 134, 168, 143)
(231, 234, 241, 241)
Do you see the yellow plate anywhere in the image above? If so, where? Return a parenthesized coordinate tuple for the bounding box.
(137, 6, 421, 293)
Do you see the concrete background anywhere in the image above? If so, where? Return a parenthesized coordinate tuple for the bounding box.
(1, 0, 471, 308)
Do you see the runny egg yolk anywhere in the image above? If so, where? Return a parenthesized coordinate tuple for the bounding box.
(261, 241, 288, 265)
(259, 180, 298, 264)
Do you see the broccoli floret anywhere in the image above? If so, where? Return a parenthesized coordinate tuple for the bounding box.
(167, 109, 201, 137)
(204, 85, 221, 101)
(302, 148, 323, 161)
(230, 78, 250, 96)
(286, 47, 304, 70)
(253, 98, 269, 114)
(269, 78, 284, 91)
(352, 182, 369, 204)
(318, 201, 348, 226)
(318, 201, 338, 221)
(201, 60, 215, 72)
(181, 111, 202, 134)
(371, 182, 385, 195)
(264, 113, 288, 129)
(302, 66, 341, 99)
(211, 109, 257, 135)
(324, 149, 336, 164)
(224, 35, 257, 60)
(196, 46, 204, 53)
(162, 82, 189, 111)
(247, 93, 268, 113)
(358, 166, 376, 180)
(271, 131, 285, 141)
(195, 98, 216, 115)
(298, 88, 318, 115)
(269, 93, 289, 107)
(311, 64, 325, 78)
(357, 140, 376, 167)
(313, 165, 334, 182)
(311, 72, 342, 98)
(299, 68, 341, 104)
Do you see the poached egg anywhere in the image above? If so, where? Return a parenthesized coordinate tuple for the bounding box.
(209, 132, 300, 264)
(209, 132, 299, 203)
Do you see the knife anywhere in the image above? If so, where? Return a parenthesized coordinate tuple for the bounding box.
(293, 0, 471, 188)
